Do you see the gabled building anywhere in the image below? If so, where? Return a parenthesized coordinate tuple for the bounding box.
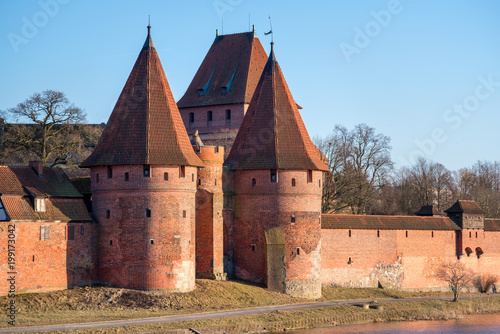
(177, 27, 268, 142)
(0, 161, 94, 295)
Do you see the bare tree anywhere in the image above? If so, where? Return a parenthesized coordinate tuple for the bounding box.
(434, 261, 474, 301)
(3, 90, 86, 166)
(316, 124, 393, 214)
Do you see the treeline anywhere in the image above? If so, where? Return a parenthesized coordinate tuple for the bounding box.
(315, 124, 500, 218)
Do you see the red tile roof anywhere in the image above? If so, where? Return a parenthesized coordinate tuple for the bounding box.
(0, 166, 82, 198)
(225, 44, 329, 171)
(414, 205, 444, 216)
(177, 31, 268, 108)
(484, 219, 500, 231)
(444, 200, 485, 215)
(81, 27, 203, 168)
(321, 214, 460, 231)
(2, 197, 91, 222)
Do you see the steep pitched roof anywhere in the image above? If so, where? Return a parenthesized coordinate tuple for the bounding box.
(444, 200, 485, 215)
(0, 166, 82, 198)
(225, 44, 328, 171)
(177, 31, 268, 108)
(321, 214, 460, 231)
(81, 26, 203, 168)
(2, 197, 91, 222)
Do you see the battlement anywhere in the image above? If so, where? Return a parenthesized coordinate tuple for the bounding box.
(194, 145, 225, 162)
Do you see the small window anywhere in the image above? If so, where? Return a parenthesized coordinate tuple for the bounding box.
(150, 239, 154, 245)
(96, 173, 99, 183)
(67, 225, 75, 240)
(296, 247, 300, 255)
(192, 173, 195, 182)
(106, 210, 110, 219)
(198, 178, 202, 186)
(348, 230, 351, 237)
(377, 230, 380, 238)
(80, 225, 84, 235)
(180, 166, 186, 178)
(432, 231, 434, 238)
(291, 215, 296, 223)
(107, 166, 112, 179)
(124, 172, 129, 181)
(110, 240, 113, 246)
(189, 112, 194, 124)
(183, 210, 187, 218)
(215, 146, 219, 153)
(348, 257, 353, 265)
(143, 165, 150, 177)
(225, 109, 231, 121)
(469, 231, 472, 238)
(40, 225, 50, 241)
(319, 179, 321, 187)
(292, 178, 296, 187)
(307, 170, 313, 183)
(207, 110, 213, 123)
(251, 244, 255, 251)
(270, 169, 277, 183)
(32, 255, 35, 262)
(252, 178, 256, 187)
(406, 231, 408, 238)
(476, 231, 478, 238)
(146, 208, 151, 218)
(164, 172, 168, 181)
(34, 198, 46, 213)
(215, 178, 217, 186)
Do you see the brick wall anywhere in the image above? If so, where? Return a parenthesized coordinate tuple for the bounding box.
(91, 165, 197, 292)
(195, 146, 224, 279)
(180, 104, 247, 138)
(0, 220, 95, 296)
(231, 169, 323, 298)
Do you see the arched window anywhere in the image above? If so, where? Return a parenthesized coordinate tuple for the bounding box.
(475, 247, 483, 258)
(465, 247, 473, 257)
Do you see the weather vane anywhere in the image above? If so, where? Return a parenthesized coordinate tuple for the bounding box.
(264, 15, 273, 43)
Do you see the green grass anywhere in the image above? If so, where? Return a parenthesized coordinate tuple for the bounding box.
(0, 279, 498, 333)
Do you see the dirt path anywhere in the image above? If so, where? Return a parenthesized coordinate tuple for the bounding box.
(1, 295, 497, 333)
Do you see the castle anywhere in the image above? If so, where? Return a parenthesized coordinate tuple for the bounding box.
(1, 26, 499, 299)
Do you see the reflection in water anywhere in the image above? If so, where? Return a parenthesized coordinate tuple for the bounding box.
(292, 313, 500, 333)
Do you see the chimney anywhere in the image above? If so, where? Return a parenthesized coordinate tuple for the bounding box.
(29, 161, 43, 177)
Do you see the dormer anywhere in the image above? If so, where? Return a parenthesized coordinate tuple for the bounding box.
(25, 186, 47, 213)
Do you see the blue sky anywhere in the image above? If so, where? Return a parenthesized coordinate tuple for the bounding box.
(1, 0, 499, 171)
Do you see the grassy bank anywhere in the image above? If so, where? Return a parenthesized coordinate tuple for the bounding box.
(1, 279, 499, 333)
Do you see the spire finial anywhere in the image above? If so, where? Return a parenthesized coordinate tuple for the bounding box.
(148, 15, 151, 31)
(143, 17, 154, 49)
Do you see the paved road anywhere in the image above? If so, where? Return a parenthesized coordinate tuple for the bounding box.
(1, 295, 497, 333)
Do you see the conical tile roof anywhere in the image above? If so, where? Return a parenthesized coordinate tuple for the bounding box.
(225, 44, 328, 171)
(81, 26, 204, 168)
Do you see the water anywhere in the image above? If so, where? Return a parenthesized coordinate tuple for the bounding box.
(291, 313, 500, 333)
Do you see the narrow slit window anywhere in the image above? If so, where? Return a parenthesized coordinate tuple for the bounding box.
(270, 169, 277, 183)
(252, 178, 256, 187)
(198, 178, 201, 186)
(110, 240, 113, 246)
(251, 244, 255, 251)
(432, 231, 434, 238)
(292, 178, 296, 187)
(215, 178, 217, 186)
(192, 173, 195, 182)
(124, 172, 129, 181)
(32, 255, 35, 262)
(189, 112, 194, 124)
(150, 239, 154, 245)
(297, 247, 300, 255)
(215, 146, 219, 153)
(107, 166, 112, 179)
(146, 208, 151, 218)
(96, 173, 99, 183)
(348, 230, 351, 237)
(106, 209, 110, 219)
(80, 225, 84, 235)
(207, 110, 213, 123)
(164, 172, 168, 181)
(291, 215, 296, 223)
(377, 230, 380, 238)
(307, 170, 313, 183)
(143, 165, 150, 177)
(183, 210, 187, 218)
(180, 166, 186, 178)
(406, 231, 408, 238)
(469, 231, 472, 238)
(225, 109, 231, 121)
(319, 179, 321, 187)
(476, 231, 478, 238)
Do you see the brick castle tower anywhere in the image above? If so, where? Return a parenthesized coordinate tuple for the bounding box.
(81, 26, 204, 291)
(177, 27, 268, 142)
(224, 43, 329, 298)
